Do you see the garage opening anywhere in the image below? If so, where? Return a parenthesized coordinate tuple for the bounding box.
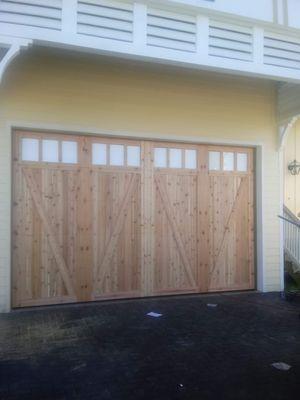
(12, 130, 255, 307)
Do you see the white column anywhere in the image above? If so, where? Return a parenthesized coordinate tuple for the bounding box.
(196, 15, 209, 59)
(273, 0, 288, 26)
(62, 0, 77, 36)
(256, 145, 265, 292)
(253, 26, 264, 65)
(277, 0, 285, 25)
(278, 146, 285, 292)
(133, 2, 147, 52)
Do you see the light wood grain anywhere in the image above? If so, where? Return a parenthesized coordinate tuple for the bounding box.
(12, 132, 255, 307)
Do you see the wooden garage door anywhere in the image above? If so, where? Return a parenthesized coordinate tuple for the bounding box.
(12, 131, 255, 307)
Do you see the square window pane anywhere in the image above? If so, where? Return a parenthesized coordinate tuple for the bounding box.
(169, 148, 182, 168)
(110, 144, 124, 166)
(21, 138, 39, 162)
(209, 151, 220, 171)
(62, 141, 77, 164)
(92, 143, 107, 165)
(185, 149, 197, 169)
(237, 153, 248, 172)
(127, 146, 140, 167)
(154, 148, 167, 168)
(42, 140, 59, 163)
(223, 152, 234, 171)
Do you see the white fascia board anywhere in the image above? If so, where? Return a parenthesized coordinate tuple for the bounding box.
(0, 35, 32, 47)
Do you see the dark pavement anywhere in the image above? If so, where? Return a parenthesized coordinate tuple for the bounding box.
(0, 292, 299, 400)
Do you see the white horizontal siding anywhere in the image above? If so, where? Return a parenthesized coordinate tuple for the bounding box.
(79, 0, 133, 11)
(0, 13, 61, 30)
(77, 0, 133, 42)
(0, 2, 60, 18)
(78, 14, 132, 32)
(265, 37, 300, 54)
(77, 24, 132, 42)
(2, 0, 61, 7)
(209, 20, 253, 61)
(264, 56, 300, 70)
(147, 8, 196, 52)
(265, 47, 300, 62)
(78, 2, 133, 21)
(148, 15, 196, 34)
(264, 34, 300, 70)
(0, 0, 62, 30)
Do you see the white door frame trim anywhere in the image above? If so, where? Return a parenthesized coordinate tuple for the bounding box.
(5, 120, 267, 310)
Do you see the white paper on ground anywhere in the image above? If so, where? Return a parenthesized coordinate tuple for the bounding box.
(271, 362, 291, 371)
(147, 312, 162, 318)
(71, 363, 87, 371)
(207, 304, 218, 308)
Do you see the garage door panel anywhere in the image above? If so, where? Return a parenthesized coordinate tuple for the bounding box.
(13, 167, 78, 307)
(12, 132, 255, 307)
(153, 173, 198, 293)
(95, 222, 141, 296)
(236, 177, 254, 287)
(92, 171, 142, 298)
(41, 169, 68, 299)
(208, 166, 254, 291)
(154, 199, 192, 292)
(208, 175, 239, 291)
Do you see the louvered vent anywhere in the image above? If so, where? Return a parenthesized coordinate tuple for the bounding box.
(77, 0, 134, 42)
(147, 8, 196, 52)
(209, 21, 253, 61)
(264, 34, 300, 70)
(0, 0, 62, 30)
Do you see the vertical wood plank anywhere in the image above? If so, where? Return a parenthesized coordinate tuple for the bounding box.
(197, 145, 210, 292)
(76, 167, 93, 301)
(140, 141, 155, 296)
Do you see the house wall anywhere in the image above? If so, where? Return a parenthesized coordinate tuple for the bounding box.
(171, 0, 274, 22)
(0, 50, 281, 311)
(156, 0, 300, 27)
(284, 119, 300, 217)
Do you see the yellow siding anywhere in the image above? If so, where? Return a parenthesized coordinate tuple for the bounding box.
(0, 50, 281, 310)
(284, 119, 300, 217)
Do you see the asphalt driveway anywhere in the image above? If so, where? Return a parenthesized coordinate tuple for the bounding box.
(0, 292, 299, 400)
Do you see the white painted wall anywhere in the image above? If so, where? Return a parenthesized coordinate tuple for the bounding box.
(287, 0, 300, 29)
(157, 0, 300, 28)
(173, 0, 275, 22)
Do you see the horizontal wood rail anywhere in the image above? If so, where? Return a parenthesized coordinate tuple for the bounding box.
(278, 215, 300, 228)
